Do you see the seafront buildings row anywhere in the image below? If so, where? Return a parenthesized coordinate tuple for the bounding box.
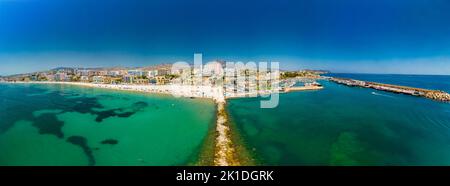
(2, 65, 173, 85)
(0, 63, 325, 100)
(2, 63, 448, 103)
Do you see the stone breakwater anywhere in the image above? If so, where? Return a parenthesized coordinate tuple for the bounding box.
(330, 77, 450, 102)
(213, 101, 240, 166)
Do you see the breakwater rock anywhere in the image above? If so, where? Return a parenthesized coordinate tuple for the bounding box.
(214, 102, 240, 166)
(330, 77, 450, 102)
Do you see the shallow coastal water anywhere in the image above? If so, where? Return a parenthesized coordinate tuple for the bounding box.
(0, 83, 215, 165)
(228, 76, 450, 165)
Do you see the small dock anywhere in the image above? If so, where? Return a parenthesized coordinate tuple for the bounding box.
(283, 81, 323, 92)
(284, 85, 323, 92)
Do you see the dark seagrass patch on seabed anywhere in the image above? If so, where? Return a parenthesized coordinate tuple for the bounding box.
(64, 96, 149, 125)
(3, 84, 150, 134)
(101, 139, 119, 145)
(66, 136, 96, 166)
(32, 113, 65, 138)
(93, 101, 149, 122)
(2, 86, 153, 166)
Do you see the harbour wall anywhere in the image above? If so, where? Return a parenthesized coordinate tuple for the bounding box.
(329, 77, 450, 102)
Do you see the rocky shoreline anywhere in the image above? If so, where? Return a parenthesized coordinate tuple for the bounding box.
(329, 77, 450, 102)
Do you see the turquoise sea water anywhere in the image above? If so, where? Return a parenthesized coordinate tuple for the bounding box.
(228, 75, 450, 165)
(0, 83, 215, 166)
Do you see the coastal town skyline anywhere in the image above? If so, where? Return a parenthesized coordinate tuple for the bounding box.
(2, 1, 450, 180)
(1, 54, 450, 76)
(1, 0, 450, 75)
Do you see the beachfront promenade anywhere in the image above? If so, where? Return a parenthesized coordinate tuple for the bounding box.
(11, 81, 226, 103)
(8, 80, 323, 101)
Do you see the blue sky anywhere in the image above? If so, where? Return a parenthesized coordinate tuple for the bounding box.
(1, 0, 450, 75)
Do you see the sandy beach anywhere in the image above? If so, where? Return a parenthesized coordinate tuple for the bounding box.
(8, 81, 226, 103)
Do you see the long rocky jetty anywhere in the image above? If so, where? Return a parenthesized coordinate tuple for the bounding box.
(329, 77, 450, 102)
(213, 101, 240, 166)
